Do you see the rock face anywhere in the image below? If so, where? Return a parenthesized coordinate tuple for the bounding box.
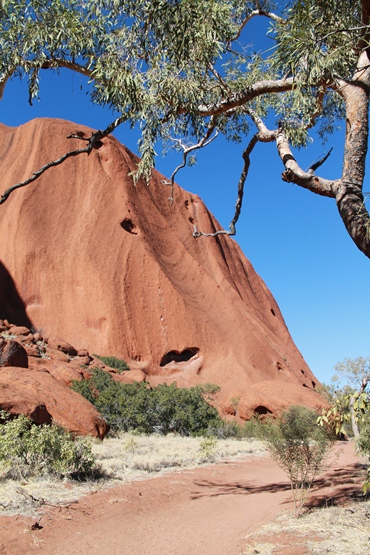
(0, 118, 325, 418)
(0, 366, 108, 438)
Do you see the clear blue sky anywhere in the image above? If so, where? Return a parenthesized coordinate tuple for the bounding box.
(0, 66, 369, 386)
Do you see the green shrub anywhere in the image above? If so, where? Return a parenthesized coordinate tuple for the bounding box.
(0, 411, 96, 479)
(93, 354, 129, 373)
(198, 436, 218, 461)
(357, 422, 370, 493)
(242, 418, 260, 438)
(256, 405, 334, 516)
(207, 420, 244, 439)
(71, 369, 223, 436)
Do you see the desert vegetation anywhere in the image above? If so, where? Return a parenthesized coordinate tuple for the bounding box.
(71, 368, 225, 436)
(0, 411, 95, 481)
(256, 406, 335, 516)
(1, 356, 369, 555)
(0, 425, 266, 517)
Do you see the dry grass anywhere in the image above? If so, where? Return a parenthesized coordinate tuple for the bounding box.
(243, 499, 370, 555)
(0, 433, 266, 517)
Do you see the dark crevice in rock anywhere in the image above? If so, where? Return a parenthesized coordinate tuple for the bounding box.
(160, 347, 199, 367)
(253, 405, 272, 416)
(120, 218, 138, 234)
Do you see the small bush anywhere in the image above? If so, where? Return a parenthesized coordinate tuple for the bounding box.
(93, 354, 129, 373)
(0, 411, 96, 479)
(357, 422, 370, 492)
(208, 420, 244, 439)
(198, 436, 218, 461)
(256, 405, 334, 516)
(71, 369, 223, 436)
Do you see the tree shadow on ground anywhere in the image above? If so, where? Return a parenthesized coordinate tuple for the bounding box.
(307, 462, 367, 508)
(191, 461, 367, 507)
(0, 261, 33, 328)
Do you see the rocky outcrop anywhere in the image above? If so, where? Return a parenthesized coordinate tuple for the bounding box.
(0, 339, 28, 368)
(0, 366, 108, 438)
(0, 118, 325, 418)
(0, 321, 109, 437)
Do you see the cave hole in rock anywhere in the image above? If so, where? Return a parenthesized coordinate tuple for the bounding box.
(160, 347, 199, 366)
(253, 405, 272, 416)
(270, 308, 276, 316)
(311, 380, 316, 389)
(120, 218, 138, 234)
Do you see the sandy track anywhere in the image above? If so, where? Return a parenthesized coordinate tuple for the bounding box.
(0, 442, 362, 555)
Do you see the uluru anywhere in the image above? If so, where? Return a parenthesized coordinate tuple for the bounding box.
(0, 117, 324, 425)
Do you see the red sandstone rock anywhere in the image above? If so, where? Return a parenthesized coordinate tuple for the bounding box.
(0, 339, 28, 368)
(69, 355, 92, 367)
(77, 349, 90, 357)
(48, 337, 78, 357)
(8, 325, 31, 336)
(47, 347, 70, 363)
(0, 367, 109, 437)
(29, 357, 91, 386)
(115, 369, 147, 384)
(0, 118, 325, 417)
(24, 344, 42, 358)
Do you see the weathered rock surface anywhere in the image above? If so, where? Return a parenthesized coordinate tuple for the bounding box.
(0, 118, 325, 418)
(0, 339, 28, 368)
(0, 366, 108, 438)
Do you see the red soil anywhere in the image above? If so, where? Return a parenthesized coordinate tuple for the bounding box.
(0, 442, 363, 555)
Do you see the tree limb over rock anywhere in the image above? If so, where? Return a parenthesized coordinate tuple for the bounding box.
(1, 0, 370, 257)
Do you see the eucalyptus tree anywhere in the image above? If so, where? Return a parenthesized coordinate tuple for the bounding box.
(1, 0, 370, 257)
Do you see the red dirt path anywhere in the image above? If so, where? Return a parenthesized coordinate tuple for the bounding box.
(0, 442, 363, 555)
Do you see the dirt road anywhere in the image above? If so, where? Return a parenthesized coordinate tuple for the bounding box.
(0, 442, 363, 555)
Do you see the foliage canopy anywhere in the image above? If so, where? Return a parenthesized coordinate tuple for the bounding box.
(1, 0, 370, 255)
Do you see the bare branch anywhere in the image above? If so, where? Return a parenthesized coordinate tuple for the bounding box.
(208, 64, 231, 96)
(230, 9, 284, 44)
(0, 59, 91, 101)
(41, 58, 92, 78)
(195, 77, 294, 116)
(162, 123, 218, 204)
(193, 109, 278, 239)
(276, 133, 337, 197)
(0, 115, 127, 205)
(308, 148, 333, 173)
(192, 226, 233, 238)
(0, 145, 92, 204)
(193, 134, 260, 239)
(245, 107, 279, 141)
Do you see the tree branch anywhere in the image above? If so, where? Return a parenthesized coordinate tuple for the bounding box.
(229, 8, 284, 44)
(331, 50, 370, 257)
(162, 124, 218, 204)
(0, 71, 13, 100)
(308, 147, 333, 172)
(276, 133, 337, 197)
(0, 59, 91, 101)
(195, 77, 294, 116)
(0, 115, 127, 205)
(193, 109, 278, 239)
(41, 59, 92, 78)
